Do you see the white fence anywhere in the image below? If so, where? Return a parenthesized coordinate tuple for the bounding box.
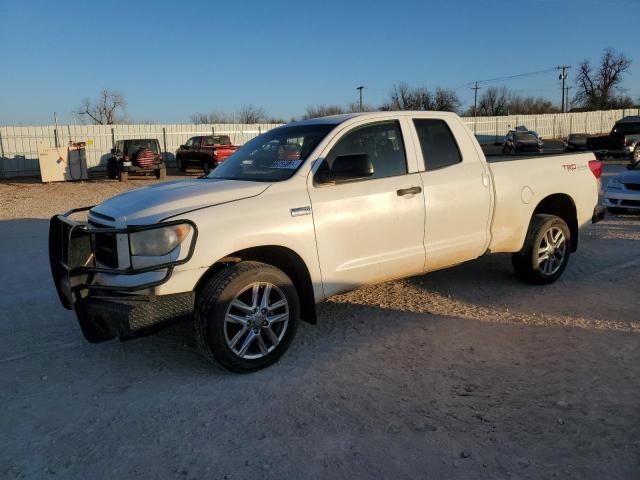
(0, 123, 283, 177)
(461, 108, 640, 145)
(1, 108, 639, 177)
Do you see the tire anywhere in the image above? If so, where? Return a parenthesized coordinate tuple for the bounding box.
(607, 207, 626, 215)
(202, 161, 211, 175)
(155, 166, 166, 180)
(633, 147, 640, 162)
(106, 158, 117, 179)
(511, 214, 571, 285)
(177, 157, 186, 172)
(118, 170, 128, 182)
(194, 261, 300, 373)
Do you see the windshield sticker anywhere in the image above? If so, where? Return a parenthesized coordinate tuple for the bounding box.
(270, 159, 302, 169)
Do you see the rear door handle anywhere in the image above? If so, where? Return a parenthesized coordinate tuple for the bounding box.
(396, 186, 422, 196)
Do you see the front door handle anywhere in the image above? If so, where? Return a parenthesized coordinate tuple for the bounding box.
(397, 186, 422, 196)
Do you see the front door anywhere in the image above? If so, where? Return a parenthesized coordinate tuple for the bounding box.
(307, 120, 426, 298)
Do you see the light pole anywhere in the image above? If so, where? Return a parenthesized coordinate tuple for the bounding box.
(356, 86, 365, 112)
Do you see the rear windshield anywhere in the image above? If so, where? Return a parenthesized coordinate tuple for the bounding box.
(203, 135, 231, 146)
(208, 124, 335, 182)
(126, 139, 159, 154)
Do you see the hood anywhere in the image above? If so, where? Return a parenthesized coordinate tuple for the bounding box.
(92, 178, 270, 224)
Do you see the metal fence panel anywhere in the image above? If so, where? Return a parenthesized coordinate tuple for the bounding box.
(2, 108, 640, 177)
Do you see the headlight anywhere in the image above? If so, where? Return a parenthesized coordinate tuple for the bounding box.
(129, 224, 192, 256)
(607, 178, 623, 190)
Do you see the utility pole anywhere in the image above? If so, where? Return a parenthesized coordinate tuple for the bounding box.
(471, 81, 481, 117)
(356, 86, 365, 112)
(471, 81, 481, 134)
(564, 85, 572, 112)
(558, 65, 570, 113)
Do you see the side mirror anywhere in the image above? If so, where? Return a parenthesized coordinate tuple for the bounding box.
(180, 144, 187, 149)
(321, 154, 374, 182)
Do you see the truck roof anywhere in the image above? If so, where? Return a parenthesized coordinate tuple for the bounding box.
(287, 111, 460, 127)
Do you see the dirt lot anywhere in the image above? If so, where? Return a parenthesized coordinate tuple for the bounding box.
(1, 169, 639, 480)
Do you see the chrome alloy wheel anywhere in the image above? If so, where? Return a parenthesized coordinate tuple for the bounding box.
(224, 282, 289, 360)
(537, 227, 567, 276)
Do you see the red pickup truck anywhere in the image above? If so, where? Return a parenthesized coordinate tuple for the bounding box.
(176, 135, 239, 173)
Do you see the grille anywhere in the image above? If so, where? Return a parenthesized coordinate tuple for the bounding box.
(620, 200, 640, 207)
(89, 220, 119, 268)
(624, 183, 640, 191)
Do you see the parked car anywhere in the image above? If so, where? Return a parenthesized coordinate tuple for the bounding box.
(176, 135, 239, 173)
(50, 112, 603, 372)
(503, 130, 544, 153)
(564, 133, 589, 151)
(602, 159, 640, 213)
(106, 139, 166, 181)
(586, 116, 640, 161)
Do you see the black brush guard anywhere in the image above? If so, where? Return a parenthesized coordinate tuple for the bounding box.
(49, 207, 198, 341)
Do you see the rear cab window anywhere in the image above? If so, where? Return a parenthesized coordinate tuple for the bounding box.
(413, 119, 462, 171)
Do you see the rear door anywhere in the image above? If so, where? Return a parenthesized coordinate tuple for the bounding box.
(410, 117, 492, 271)
(307, 118, 426, 297)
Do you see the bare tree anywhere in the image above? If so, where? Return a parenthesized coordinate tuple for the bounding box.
(75, 89, 127, 125)
(236, 104, 267, 124)
(433, 87, 461, 112)
(575, 48, 632, 110)
(381, 83, 460, 112)
(190, 111, 235, 124)
(304, 105, 345, 119)
(476, 86, 510, 116)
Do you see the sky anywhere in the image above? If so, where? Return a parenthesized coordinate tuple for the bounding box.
(1, 0, 639, 125)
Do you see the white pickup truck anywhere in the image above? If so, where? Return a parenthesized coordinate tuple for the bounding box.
(50, 112, 605, 372)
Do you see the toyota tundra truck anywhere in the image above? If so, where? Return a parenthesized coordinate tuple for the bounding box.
(49, 112, 605, 372)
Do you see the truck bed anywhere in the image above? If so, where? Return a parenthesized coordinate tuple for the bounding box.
(485, 151, 592, 163)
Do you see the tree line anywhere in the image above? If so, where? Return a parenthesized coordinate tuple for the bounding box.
(74, 49, 636, 125)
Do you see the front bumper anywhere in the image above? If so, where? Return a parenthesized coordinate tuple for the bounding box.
(603, 191, 640, 210)
(75, 292, 195, 340)
(49, 207, 198, 340)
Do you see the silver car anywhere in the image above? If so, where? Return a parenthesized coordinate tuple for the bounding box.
(603, 160, 640, 213)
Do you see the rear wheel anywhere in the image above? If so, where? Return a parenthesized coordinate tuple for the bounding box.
(194, 261, 300, 373)
(512, 214, 571, 284)
(177, 156, 186, 172)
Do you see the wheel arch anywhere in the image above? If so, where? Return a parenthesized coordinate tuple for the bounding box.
(195, 245, 318, 324)
(531, 193, 578, 251)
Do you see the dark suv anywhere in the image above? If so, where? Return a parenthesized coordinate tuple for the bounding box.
(107, 139, 166, 181)
(586, 116, 640, 161)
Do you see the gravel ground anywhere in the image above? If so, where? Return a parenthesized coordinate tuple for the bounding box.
(1, 168, 639, 480)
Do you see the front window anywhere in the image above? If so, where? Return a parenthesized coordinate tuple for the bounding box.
(208, 124, 335, 182)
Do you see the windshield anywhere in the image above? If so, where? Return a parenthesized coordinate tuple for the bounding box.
(127, 139, 159, 154)
(515, 132, 537, 141)
(208, 124, 335, 182)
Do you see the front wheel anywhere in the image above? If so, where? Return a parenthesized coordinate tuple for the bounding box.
(202, 161, 212, 175)
(177, 156, 186, 172)
(633, 147, 640, 162)
(512, 214, 571, 284)
(194, 261, 300, 373)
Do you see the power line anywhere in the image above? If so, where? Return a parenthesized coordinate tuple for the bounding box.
(455, 67, 559, 90)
